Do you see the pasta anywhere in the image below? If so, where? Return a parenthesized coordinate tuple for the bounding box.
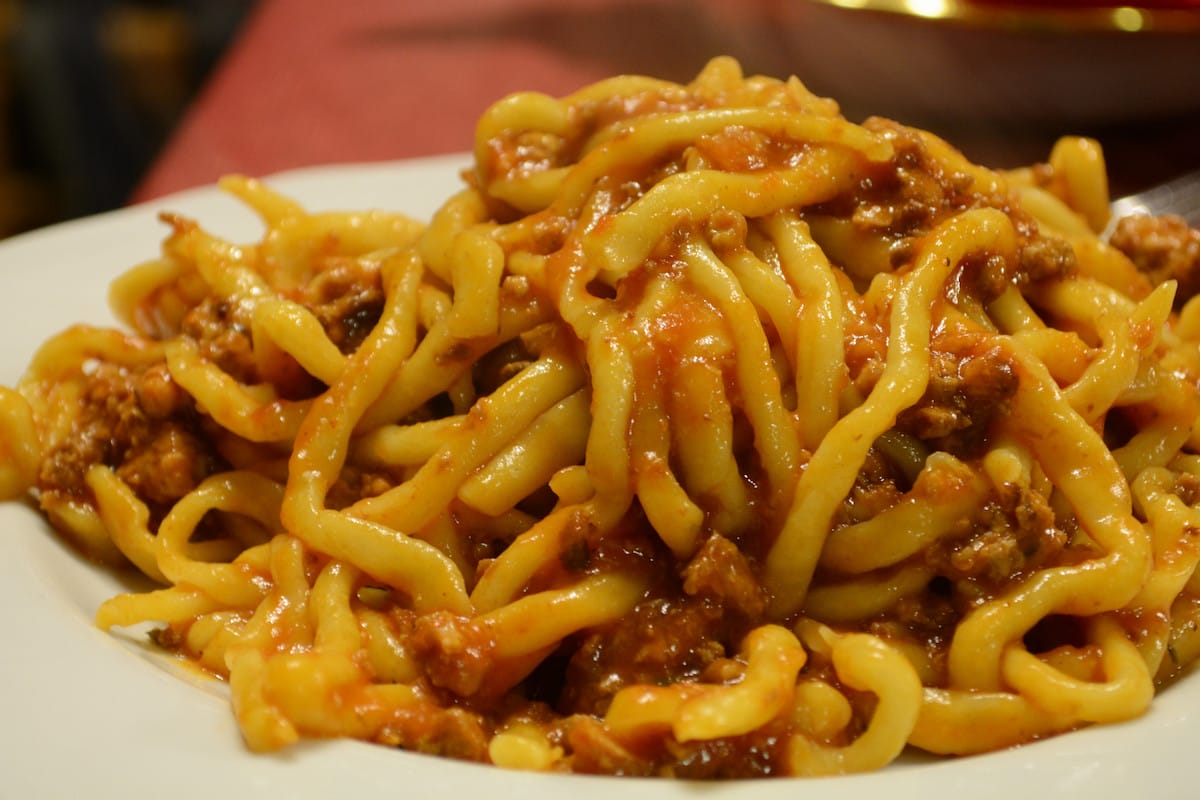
(3, 56, 1200, 778)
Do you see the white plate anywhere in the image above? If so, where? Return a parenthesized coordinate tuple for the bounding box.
(0, 157, 1194, 799)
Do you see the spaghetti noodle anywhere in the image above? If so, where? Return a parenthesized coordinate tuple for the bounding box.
(3, 56, 1200, 778)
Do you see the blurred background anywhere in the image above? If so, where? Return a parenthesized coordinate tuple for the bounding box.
(2, 0, 1198, 241)
(0, 0, 255, 238)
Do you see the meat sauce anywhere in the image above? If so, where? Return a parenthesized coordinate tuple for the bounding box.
(39, 85, 1188, 774)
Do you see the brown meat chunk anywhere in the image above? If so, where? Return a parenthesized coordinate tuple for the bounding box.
(834, 445, 904, 526)
(38, 361, 220, 512)
(1110, 214, 1200, 305)
(134, 363, 189, 419)
(409, 611, 496, 698)
(383, 706, 490, 763)
(681, 533, 767, 618)
(566, 716, 654, 777)
(1018, 235, 1077, 282)
(116, 424, 216, 506)
(180, 297, 258, 384)
(898, 337, 1017, 456)
(932, 479, 1066, 586)
(567, 711, 784, 778)
(661, 727, 782, 779)
(301, 256, 385, 353)
(559, 597, 726, 716)
(821, 117, 984, 241)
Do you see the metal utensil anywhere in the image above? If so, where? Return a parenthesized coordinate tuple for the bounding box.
(1107, 168, 1200, 238)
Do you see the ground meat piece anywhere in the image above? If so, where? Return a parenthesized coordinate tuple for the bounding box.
(833, 446, 904, 526)
(39, 436, 105, 502)
(324, 466, 397, 509)
(888, 581, 959, 637)
(567, 710, 785, 778)
(135, 363, 188, 419)
(1018, 234, 1077, 282)
(180, 297, 258, 384)
(932, 479, 1066, 587)
(38, 361, 221, 513)
(181, 294, 322, 399)
(559, 597, 727, 716)
(961, 252, 1018, 303)
(566, 716, 654, 776)
(681, 533, 767, 618)
(823, 118, 982, 240)
(693, 126, 803, 173)
(410, 611, 496, 698)
(843, 304, 887, 395)
(1110, 214, 1200, 305)
(383, 705, 490, 762)
(116, 423, 216, 506)
(301, 257, 385, 352)
(897, 337, 1018, 457)
(948, 523, 1024, 585)
(661, 727, 783, 779)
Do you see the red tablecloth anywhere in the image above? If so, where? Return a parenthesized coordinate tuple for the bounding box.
(135, 0, 751, 200)
(134, 0, 1200, 202)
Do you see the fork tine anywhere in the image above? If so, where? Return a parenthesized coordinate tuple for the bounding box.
(1110, 167, 1200, 229)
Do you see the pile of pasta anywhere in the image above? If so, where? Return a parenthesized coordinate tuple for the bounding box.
(3, 56, 1200, 778)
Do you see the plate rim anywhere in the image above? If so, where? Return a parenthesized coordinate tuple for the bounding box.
(0, 156, 1194, 800)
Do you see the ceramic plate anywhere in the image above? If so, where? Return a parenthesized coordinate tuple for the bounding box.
(0, 157, 1194, 799)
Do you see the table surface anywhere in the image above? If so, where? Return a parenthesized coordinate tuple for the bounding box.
(134, 0, 1200, 204)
